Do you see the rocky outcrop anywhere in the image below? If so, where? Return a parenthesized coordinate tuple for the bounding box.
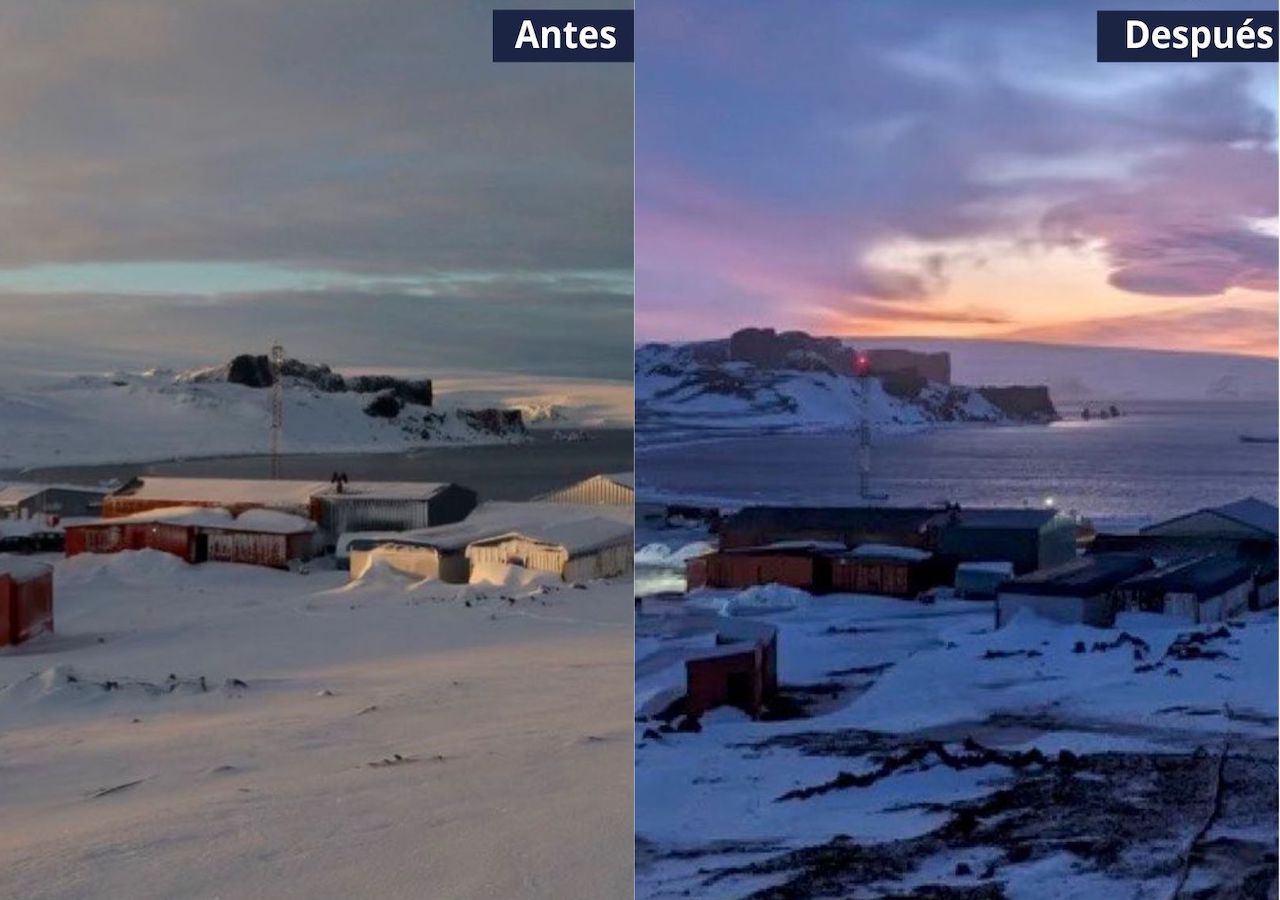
(864, 348, 950, 385)
(723, 328, 951, 385)
(208, 355, 432, 406)
(977, 386, 1057, 422)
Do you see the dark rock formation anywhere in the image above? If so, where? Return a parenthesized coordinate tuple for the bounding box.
(864, 348, 951, 385)
(977, 386, 1057, 421)
(217, 354, 432, 406)
(729, 327, 856, 374)
(455, 408, 527, 436)
(724, 327, 951, 384)
(363, 391, 403, 419)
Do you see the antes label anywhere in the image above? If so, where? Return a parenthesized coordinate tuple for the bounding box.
(493, 9, 633, 62)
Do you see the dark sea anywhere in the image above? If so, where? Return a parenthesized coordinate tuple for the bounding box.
(11, 429, 634, 504)
(635, 401, 1277, 526)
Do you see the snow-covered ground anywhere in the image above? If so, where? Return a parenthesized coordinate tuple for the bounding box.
(0, 364, 633, 471)
(636, 559, 1277, 898)
(0, 551, 632, 899)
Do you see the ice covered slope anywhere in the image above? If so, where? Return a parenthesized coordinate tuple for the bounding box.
(636, 341, 1046, 439)
(0, 367, 527, 470)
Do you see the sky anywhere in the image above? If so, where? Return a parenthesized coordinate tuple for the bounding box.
(0, 1, 631, 380)
(636, 1, 1279, 357)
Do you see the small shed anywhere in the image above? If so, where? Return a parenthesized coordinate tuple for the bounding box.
(466, 516, 634, 582)
(829, 544, 936, 597)
(955, 561, 1015, 599)
(1112, 555, 1254, 624)
(535, 472, 634, 506)
(996, 553, 1154, 628)
(0, 559, 53, 647)
(684, 620, 779, 719)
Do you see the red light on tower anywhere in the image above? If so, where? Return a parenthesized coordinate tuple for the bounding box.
(854, 353, 870, 377)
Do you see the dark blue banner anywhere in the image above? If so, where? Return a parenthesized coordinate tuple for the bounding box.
(493, 9, 633, 62)
(1097, 10, 1278, 61)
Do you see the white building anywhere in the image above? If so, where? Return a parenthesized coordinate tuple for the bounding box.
(349, 502, 633, 584)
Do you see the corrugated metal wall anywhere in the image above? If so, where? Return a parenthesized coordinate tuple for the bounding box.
(468, 537, 568, 575)
(320, 498, 434, 537)
(563, 542, 633, 581)
(206, 531, 291, 568)
(538, 477, 634, 506)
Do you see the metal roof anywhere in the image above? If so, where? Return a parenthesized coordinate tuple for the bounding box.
(1002, 553, 1154, 598)
(0, 482, 108, 506)
(1117, 554, 1254, 600)
(1140, 496, 1279, 539)
(111, 477, 452, 506)
(1212, 497, 1279, 537)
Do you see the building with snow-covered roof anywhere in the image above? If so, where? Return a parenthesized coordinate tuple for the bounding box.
(828, 544, 937, 597)
(104, 476, 476, 545)
(465, 516, 634, 583)
(719, 505, 1076, 575)
(954, 561, 1016, 599)
(1112, 555, 1254, 624)
(686, 542, 839, 593)
(66, 506, 317, 569)
(0, 558, 53, 647)
(0, 483, 107, 521)
(996, 553, 1154, 628)
(349, 502, 633, 584)
(534, 472, 634, 506)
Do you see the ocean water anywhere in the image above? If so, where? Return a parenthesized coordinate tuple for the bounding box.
(636, 401, 1277, 525)
(13, 429, 634, 504)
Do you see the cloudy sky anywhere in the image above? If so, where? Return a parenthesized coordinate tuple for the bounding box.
(0, 1, 631, 379)
(636, 1, 1278, 357)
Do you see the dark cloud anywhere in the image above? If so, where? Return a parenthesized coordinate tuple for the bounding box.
(0, 0, 632, 273)
(0, 1, 632, 378)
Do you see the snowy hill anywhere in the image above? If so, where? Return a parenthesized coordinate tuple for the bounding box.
(636, 333, 1056, 442)
(0, 362, 530, 471)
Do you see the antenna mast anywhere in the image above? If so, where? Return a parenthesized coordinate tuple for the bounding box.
(854, 351, 887, 501)
(269, 342, 284, 479)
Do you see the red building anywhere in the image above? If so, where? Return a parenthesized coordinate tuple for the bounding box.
(684, 621, 779, 719)
(0, 560, 53, 647)
(828, 544, 938, 597)
(65, 507, 315, 570)
(686, 542, 842, 593)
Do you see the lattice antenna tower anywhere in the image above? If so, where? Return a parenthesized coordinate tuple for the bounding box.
(269, 342, 285, 479)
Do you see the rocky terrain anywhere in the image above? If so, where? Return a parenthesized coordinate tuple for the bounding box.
(637, 329, 1057, 442)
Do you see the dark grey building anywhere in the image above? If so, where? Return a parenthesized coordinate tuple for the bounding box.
(719, 505, 1077, 575)
(0, 483, 107, 521)
(996, 553, 1154, 628)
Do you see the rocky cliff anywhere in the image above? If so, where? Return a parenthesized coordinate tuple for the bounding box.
(637, 329, 1057, 439)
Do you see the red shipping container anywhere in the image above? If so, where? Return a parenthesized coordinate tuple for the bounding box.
(0, 561, 54, 647)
